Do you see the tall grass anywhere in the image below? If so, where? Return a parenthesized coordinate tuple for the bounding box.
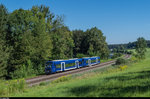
(0, 79, 26, 97)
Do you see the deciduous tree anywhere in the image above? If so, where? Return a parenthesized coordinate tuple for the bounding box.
(135, 37, 147, 60)
(0, 4, 10, 79)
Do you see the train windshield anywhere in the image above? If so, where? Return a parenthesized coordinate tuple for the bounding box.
(45, 62, 52, 68)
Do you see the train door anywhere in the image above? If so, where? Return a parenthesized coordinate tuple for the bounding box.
(75, 61, 79, 68)
(61, 62, 65, 71)
(96, 58, 98, 63)
(88, 59, 91, 66)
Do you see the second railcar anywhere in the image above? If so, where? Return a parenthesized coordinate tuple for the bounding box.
(82, 56, 100, 66)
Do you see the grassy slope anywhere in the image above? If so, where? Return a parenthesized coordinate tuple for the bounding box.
(10, 48, 150, 97)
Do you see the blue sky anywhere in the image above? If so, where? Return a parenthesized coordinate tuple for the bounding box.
(0, 0, 150, 44)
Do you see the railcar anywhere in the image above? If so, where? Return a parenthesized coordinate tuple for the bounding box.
(45, 56, 100, 74)
(45, 58, 82, 74)
(82, 56, 100, 66)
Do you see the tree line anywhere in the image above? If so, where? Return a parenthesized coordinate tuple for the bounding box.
(0, 4, 109, 79)
(108, 40, 150, 49)
(110, 37, 148, 60)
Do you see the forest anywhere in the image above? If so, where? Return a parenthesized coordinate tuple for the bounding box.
(0, 4, 109, 79)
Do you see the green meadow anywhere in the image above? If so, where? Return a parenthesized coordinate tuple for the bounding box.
(4, 48, 150, 97)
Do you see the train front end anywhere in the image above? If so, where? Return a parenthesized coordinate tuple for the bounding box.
(45, 61, 53, 74)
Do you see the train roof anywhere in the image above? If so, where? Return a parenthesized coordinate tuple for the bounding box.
(53, 60, 64, 61)
(68, 58, 78, 60)
(47, 58, 81, 63)
(91, 56, 98, 57)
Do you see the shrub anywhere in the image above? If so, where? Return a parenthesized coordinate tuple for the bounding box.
(36, 64, 45, 75)
(0, 80, 8, 96)
(10, 64, 27, 79)
(10, 60, 36, 79)
(8, 80, 19, 93)
(9, 79, 26, 93)
(18, 78, 26, 91)
(127, 51, 134, 54)
(52, 75, 72, 84)
(130, 56, 138, 63)
(112, 53, 122, 59)
(76, 53, 87, 58)
(26, 60, 34, 76)
(119, 65, 128, 71)
(116, 58, 127, 65)
(0, 79, 26, 96)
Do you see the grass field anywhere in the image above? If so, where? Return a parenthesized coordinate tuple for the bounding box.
(5, 48, 150, 97)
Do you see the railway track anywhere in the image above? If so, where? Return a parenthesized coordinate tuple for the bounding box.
(26, 54, 131, 86)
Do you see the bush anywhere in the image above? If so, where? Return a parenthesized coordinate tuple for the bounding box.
(0, 80, 8, 96)
(129, 56, 138, 63)
(0, 79, 26, 96)
(52, 75, 72, 84)
(116, 58, 127, 65)
(10, 64, 27, 79)
(8, 79, 26, 93)
(17, 78, 26, 91)
(76, 53, 87, 58)
(10, 60, 35, 79)
(112, 53, 122, 59)
(26, 60, 34, 76)
(36, 64, 45, 75)
(119, 65, 128, 71)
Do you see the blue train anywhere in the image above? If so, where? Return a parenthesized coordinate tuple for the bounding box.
(45, 56, 100, 74)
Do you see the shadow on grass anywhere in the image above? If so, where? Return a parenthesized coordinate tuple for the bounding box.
(68, 70, 150, 97)
(105, 70, 150, 81)
(69, 85, 96, 96)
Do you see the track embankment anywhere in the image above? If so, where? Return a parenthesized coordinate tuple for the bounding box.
(26, 54, 131, 86)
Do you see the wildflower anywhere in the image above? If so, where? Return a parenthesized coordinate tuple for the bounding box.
(119, 65, 128, 70)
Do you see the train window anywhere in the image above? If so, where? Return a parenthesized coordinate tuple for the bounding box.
(56, 64, 61, 68)
(91, 59, 96, 63)
(66, 63, 75, 67)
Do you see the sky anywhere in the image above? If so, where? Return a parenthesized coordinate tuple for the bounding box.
(0, 0, 150, 44)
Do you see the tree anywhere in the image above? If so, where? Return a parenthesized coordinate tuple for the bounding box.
(31, 17, 53, 72)
(0, 4, 10, 79)
(113, 48, 117, 53)
(83, 27, 109, 59)
(6, 8, 53, 78)
(120, 45, 125, 53)
(135, 37, 147, 60)
(51, 26, 74, 59)
(6, 9, 36, 78)
(87, 43, 94, 57)
(72, 30, 85, 55)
